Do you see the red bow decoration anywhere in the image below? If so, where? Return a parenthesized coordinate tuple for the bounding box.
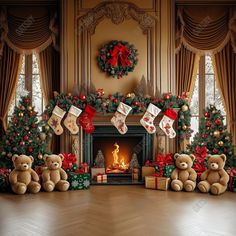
(62, 153, 76, 170)
(80, 162, 89, 173)
(194, 146, 207, 172)
(155, 153, 174, 176)
(106, 43, 131, 68)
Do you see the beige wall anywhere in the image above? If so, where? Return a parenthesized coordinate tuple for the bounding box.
(60, 0, 176, 153)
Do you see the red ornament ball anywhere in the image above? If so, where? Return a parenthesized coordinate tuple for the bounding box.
(206, 122, 211, 127)
(133, 101, 139, 107)
(20, 141, 25, 146)
(25, 98, 30, 104)
(204, 112, 210, 117)
(113, 98, 118, 104)
(28, 147, 33, 153)
(164, 95, 170, 100)
(32, 123, 36, 128)
(79, 95, 86, 101)
(214, 119, 221, 125)
(202, 134, 207, 139)
(212, 148, 218, 154)
(24, 135, 29, 141)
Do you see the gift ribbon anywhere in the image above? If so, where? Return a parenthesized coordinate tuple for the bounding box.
(227, 168, 236, 191)
(97, 173, 106, 182)
(106, 43, 131, 67)
(151, 174, 160, 189)
(62, 154, 76, 170)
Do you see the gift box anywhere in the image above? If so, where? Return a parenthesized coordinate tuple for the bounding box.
(227, 168, 236, 192)
(132, 168, 140, 180)
(62, 153, 77, 173)
(96, 174, 107, 183)
(80, 162, 89, 173)
(91, 167, 106, 179)
(163, 165, 175, 177)
(145, 175, 170, 191)
(142, 166, 155, 180)
(0, 168, 11, 192)
(68, 172, 90, 190)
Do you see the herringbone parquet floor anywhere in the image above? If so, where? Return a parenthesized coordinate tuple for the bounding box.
(0, 186, 236, 236)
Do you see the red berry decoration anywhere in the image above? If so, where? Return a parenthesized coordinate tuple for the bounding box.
(113, 98, 118, 103)
(24, 135, 29, 141)
(79, 95, 86, 101)
(214, 119, 221, 125)
(134, 101, 139, 107)
(206, 122, 211, 127)
(204, 112, 209, 117)
(202, 134, 207, 139)
(32, 123, 36, 128)
(28, 147, 33, 153)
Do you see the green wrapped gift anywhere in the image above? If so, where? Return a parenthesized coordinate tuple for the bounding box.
(163, 165, 175, 177)
(0, 176, 6, 192)
(68, 172, 90, 190)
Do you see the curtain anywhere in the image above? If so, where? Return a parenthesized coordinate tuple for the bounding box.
(0, 45, 20, 136)
(214, 42, 236, 149)
(176, 45, 197, 95)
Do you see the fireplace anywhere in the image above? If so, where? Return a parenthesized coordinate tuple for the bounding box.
(83, 125, 153, 184)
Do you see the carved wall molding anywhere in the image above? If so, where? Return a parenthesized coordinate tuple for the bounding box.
(78, 2, 156, 35)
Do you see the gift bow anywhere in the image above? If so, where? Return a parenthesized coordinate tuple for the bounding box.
(227, 168, 236, 177)
(62, 153, 76, 170)
(106, 43, 131, 67)
(194, 146, 207, 160)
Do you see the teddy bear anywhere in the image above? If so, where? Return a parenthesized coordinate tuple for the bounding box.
(171, 153, 197, 192)
(42, 154, 69, 192)
(9, 154, 41, 194)
(198, 154, 229, 195)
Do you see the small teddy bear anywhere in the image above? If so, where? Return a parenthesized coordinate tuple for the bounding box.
(198, 154, 229, 195)
(42, 154, 69, 192)
(9, 154, 41, 195)
(171, 153, 197, 192)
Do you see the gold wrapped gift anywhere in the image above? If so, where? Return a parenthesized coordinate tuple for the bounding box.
(145, 176, 170, 190)
(142, 166, 155, 180)
(96, 174, 107, 183)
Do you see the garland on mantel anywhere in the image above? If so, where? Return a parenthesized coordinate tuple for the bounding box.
(42, 91, 192, 142)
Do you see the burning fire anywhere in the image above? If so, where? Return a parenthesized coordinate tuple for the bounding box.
(106, 143, 129, 173)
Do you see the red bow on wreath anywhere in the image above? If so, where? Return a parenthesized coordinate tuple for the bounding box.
(106, 43, 131, 67)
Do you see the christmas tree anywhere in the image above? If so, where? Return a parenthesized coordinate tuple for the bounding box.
(0, 96, 50, 168)
(94, 150, 105, 167)
(129, 153, 140, 169)
(187, 105, 236, 168)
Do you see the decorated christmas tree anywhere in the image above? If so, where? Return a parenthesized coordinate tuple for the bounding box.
(94, 150, 105, 167)
(187, 105, 236, 168)
(129, 153, 140, 170)
(0, 96, 50, 168)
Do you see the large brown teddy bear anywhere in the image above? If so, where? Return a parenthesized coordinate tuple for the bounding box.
(171, 153, 197, 192)
(198, 154, 229, 195)
(42, 154, 69, 192)
(9, 154, 41, 194)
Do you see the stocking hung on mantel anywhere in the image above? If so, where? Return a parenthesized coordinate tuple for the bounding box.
(159, 108, 178, 138)
(79, 105, 96, 134)
(111, 102, 132, 135)
(140, 103, 161, 134)
(48, 105, 66, 135)
(64, 105, 82, 134)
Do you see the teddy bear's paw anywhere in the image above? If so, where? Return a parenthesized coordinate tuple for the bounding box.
(31, 184, 41, 194)
(171, 181, 183, 191)
(61, 182, 69, 191)
(197, 182, 209, 193)
(210, 184, 223, 195)
(16, 184, 27, 195)
(44, 182, 54, 192)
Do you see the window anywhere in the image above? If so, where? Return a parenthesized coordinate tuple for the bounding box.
(189, 55, 226, 141)
(8, 53, 44, 122)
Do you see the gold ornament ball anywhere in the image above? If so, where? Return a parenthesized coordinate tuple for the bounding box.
(44, 125, 50, 131)
(38, 154, 43, 160)
(181, 105, 188, 112)
(39, 132, 46, 141)
(218, 141, 224, 146)
(27, 106, 32, 111)
(213, 130, 220, 138)
(19, 112, 24, 117)
(126, 93, 131, 98)
(182, 125, 187, 130)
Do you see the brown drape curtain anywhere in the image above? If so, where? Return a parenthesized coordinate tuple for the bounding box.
(214, 42, 236, 149)
(0, 45, 20, 136)
(39, 44, 60, 152)
(176, 45, 197, 95)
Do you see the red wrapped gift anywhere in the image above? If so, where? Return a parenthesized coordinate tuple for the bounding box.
(227, 167, 236, 191)
(62, 153, 77, 171)
(0, 168, 11, 188)
(80, 162, 89, 173)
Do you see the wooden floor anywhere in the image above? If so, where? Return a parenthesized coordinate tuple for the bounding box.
(0, 186, 236, 236)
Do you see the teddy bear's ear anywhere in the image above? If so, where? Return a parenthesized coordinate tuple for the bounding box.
(174, 153, 180, 160)
(29, 156, 34, 163)
(190, 154, 195, 161)
(12, 154, 19, 162)
(43, 154, 49, 162)
(220, 154, 227, 162)
(206, 155, 211, 160)
(59, 154, 64, 161)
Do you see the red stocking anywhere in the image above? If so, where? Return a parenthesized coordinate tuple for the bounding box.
(79, 105, 96, 134)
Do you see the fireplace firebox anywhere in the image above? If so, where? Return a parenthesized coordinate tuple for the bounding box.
(83, 126, 153, 184)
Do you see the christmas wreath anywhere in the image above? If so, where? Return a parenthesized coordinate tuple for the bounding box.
(97, 40, 138, 79)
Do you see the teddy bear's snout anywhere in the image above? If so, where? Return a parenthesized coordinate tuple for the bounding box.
(180, 162, 188, 169)
(22, 164, 28, 169)
(210, 163, 218, 170)
(54, 163, 59, 167)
